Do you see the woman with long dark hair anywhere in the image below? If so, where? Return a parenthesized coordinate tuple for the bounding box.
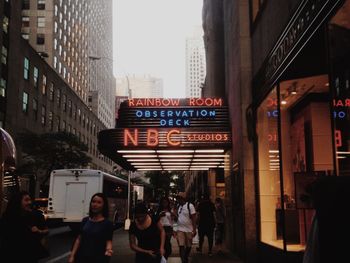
(129, 202, 165, 263)
(68, 193, 114, 263)
(0, 191, 48, 263)
(156, 197, 176, 259)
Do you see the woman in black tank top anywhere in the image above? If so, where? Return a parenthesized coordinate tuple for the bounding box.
(129, 203, 165, 263)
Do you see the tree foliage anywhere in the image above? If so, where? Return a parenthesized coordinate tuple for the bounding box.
(17, 131, 92, 185)
(145, 171, 185, 201)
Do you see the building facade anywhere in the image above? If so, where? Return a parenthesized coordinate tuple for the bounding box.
(21, 0, 115, 128)
(185, 27, 206, 98)
(203, 0, 350, 262)
(2, 0, 113, 196)
(116, 75, 163, 98)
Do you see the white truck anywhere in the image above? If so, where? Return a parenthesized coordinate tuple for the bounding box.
(47, 169, 128, 227)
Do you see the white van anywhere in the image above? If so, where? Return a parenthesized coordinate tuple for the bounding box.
(47, 169, 128, 226)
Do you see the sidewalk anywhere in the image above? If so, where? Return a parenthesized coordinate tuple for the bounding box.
(112, 228, 242, 263)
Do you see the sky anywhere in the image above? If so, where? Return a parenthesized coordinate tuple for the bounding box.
(113, 0, 204, 98)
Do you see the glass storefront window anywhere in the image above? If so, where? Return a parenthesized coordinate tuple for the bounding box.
(279, 74, 333, 252)
(329, 0, 350, 176)
(257, 87, 282, 248)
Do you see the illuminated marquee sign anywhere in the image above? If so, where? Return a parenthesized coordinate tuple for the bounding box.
(105, 98, 231, 148)
(117, 98, 229, 128)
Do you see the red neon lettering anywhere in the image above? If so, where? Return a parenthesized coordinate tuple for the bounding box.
(128, 99, 135, 107)
(147, 129, 159, 146)
(266, 98, 277, 107)
(213, 98, 222, 106)
(336, 100, 344, 107)
(189, 98, 196, 106)
(345, 99, 350, 107)
(167, 129, 181, 146)
(335, 130, 342, 147)
(124, 129, 138, 146)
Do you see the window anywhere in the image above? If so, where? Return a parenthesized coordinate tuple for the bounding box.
(22, 0, 30, 9)
(32, 67, 39, 89)
(0, 78, 6, 97)
(62, 94, 67, 111)
(48, 111, 53, 130)
(37, 17, 45, 28)
(54, 5, 58, 16)
(54, 22, 58, 33)
(56, 89, 61, 106)
(33, 98, 38, 120)
(42, 75, 47, 95)
(62, 120, 66, 131)
(24, 57, 29, 80)
(49, 83, 54, 101)
(22, 33, 29, 40)
(54, 56, 57, 68)
(68, 99, 72, 116)
(73, 104, 77, 120)
(22, 92, 29, 113)
(3, 16, 9, 34)
(41, 105, 46, 125)
(37, 0, 45, 10)
(37, 34, 45, 45)
(329, 1, 350, 177)
(56, 116, 60, 131)
(1, 46, 8, 65)
(257, 87, 281, 247)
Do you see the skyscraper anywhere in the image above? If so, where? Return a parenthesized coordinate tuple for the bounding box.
(116, 75, 163, 98)
(186, 27, 206, 98)
(21, 0, 115, 128)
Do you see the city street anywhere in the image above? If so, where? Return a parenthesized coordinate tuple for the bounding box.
(40, 226, 241, 263)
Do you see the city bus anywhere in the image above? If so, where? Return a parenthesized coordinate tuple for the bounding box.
(47, 169, 128, 229)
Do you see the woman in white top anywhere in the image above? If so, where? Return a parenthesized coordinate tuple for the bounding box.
(156, 197, 176, 259)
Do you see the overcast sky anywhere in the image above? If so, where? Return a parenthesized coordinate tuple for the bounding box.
(113, 0, 203, 98)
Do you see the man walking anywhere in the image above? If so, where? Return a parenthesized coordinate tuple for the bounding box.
(175, 192, 196, 263)
(196, 193, 216, 256)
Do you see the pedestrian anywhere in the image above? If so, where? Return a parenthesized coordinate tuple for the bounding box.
(214, 197, 225, 254)
(175, 192, 197, 263)
(68, 193, 114, 263)
(129, 202, 165, 263)
(196, 193, 216, 256)
(0, 191, 49, 263)
(156, 197, 177, 259)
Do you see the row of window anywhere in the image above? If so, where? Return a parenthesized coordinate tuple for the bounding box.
(23, 57, 99, 136)
(22, 90, 109, 162)
(22, 16, 45, 28)
(22, 0, 45, 10)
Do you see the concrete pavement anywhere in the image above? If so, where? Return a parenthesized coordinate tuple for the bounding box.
(112, 228, 242, 263)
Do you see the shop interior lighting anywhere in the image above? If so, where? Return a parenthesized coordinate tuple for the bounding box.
(192, 159, 224, 162)
(269, 150, 279, 153)
(336, 151, 350, 154)
(281, 94, 287, 105)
